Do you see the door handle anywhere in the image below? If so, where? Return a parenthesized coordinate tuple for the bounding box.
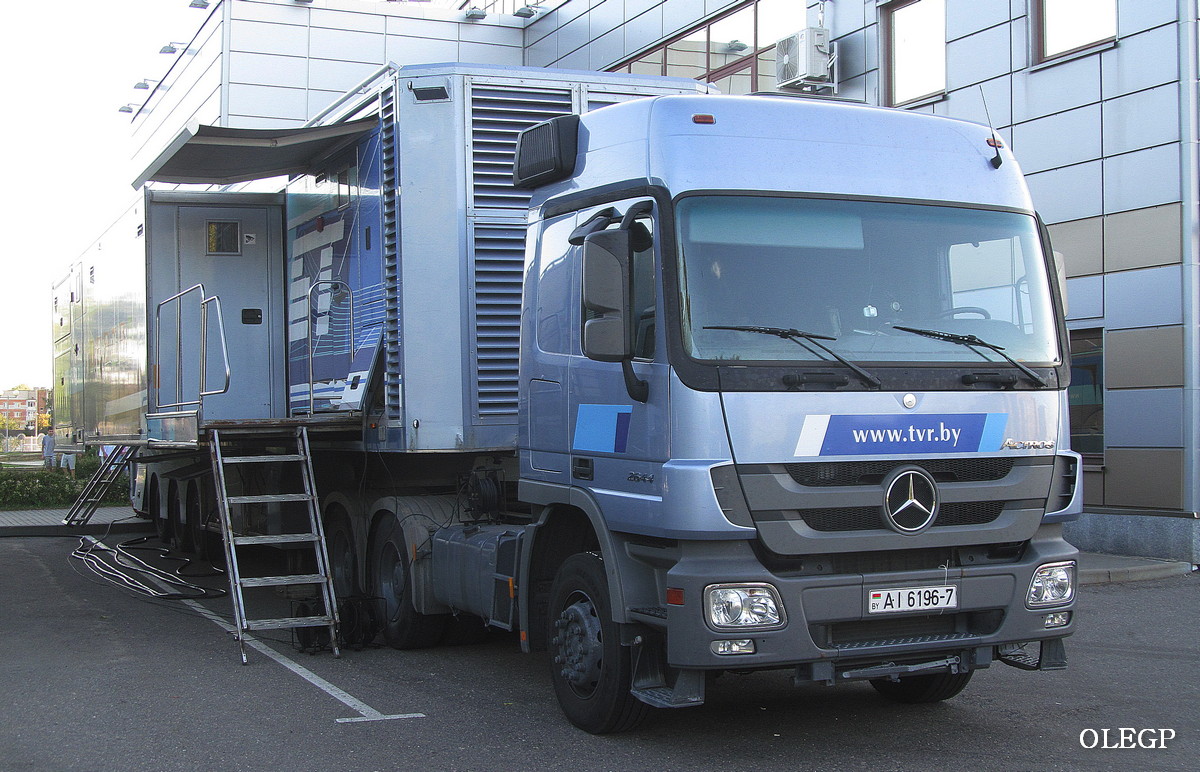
(572, 457, 593, 481)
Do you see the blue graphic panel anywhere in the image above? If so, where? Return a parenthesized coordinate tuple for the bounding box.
(573, 404, 634, 453)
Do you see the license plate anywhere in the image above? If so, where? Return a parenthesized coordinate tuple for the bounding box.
(868, 585, 958, 614)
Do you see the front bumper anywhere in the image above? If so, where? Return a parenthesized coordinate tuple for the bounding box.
(660, 524, 1077, 672)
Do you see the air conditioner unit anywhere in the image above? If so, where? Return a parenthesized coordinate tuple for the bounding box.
(776, 28, 832, 89)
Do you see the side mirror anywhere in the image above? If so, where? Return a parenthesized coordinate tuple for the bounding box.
(582, 229, 632, 362)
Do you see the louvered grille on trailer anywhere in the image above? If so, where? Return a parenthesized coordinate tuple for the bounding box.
(466, 83, 573, 422)
(469, 84, 573, 212)
(472, 224, 525, 417)
(380, 85, 402, 420)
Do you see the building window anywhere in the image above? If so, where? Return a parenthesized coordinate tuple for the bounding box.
(882, 0, 946, 106)
(1033, 0, 1117, 63)
(1068, 328, 1103, 458)
(612, 0, 805, 96)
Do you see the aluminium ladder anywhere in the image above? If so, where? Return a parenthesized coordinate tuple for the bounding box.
(63, 445, 136, 527)
(210, 426, 340, 664)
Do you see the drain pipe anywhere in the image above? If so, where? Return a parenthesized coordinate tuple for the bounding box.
(1178, 0, 1200, 525)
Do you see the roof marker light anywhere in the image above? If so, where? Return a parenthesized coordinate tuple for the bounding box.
(692, 114, 715, 125)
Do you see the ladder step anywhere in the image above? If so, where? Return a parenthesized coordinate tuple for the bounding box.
(239, 573, 328, 588)
(227, 493, 314, 504)
(221, 454, 307, 464)
(245, 615, 333, 632)
(232, 534, 320, 546)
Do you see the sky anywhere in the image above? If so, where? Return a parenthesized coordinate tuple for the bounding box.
(0, 0, 206, 389)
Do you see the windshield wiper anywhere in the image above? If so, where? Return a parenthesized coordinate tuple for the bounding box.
(892, 325, 1049, 388)
(704, 325, 882, 389)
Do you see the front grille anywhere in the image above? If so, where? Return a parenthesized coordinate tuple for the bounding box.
(796, 501, 1007, 532)
(936, 500, 1005, 526)
(829, 548, 954, 574)
(786, 457, 1015, 487)
(812, 609, 1004, 649)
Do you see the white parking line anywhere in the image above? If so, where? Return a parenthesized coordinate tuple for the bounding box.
(87, 536, 423, 724)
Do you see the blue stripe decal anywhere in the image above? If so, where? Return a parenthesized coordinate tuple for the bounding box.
(573, 404, 634, 453)
(979, 412, 1009, 452)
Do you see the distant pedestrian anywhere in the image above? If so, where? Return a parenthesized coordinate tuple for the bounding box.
(58, 450, 76, 479)
(41, 430, 56, 470)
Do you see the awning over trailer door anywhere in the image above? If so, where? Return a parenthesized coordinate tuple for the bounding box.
(132, 119, 376, 188)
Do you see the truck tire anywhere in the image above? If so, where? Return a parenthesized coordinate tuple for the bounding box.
(548, 552, 649, 734)
(325, 515, 358, 599)
(869, 671, 973, 704)
(368, 514, 445, 649)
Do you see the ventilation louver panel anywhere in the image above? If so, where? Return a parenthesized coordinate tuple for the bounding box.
(472, 223, 526, 419)
(469, 84, 573, 213)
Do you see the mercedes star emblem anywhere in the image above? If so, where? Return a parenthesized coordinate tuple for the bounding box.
(883, 467, 939, 533)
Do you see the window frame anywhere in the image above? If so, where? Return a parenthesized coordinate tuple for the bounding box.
(1031, 0, 1118, 65)
(880, 0, 947, 108)
(1067, 327, 1104, 463)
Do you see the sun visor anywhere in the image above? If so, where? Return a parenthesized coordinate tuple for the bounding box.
(132, 118, 377, 189)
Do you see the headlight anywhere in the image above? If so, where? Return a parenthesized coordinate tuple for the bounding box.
(704, 583, 786, 631)
(1026, 561, 1076, 608)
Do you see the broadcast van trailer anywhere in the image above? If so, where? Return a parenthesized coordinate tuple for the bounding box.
(56, 63, 1081, 733)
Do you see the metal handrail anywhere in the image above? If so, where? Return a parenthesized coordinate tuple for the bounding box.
(305, 280, 354, 414)
(200, 295, 232, 396)
(151, 283, 231, 414)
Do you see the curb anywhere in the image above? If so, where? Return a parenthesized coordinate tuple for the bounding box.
(1079, 560, 1194, 586)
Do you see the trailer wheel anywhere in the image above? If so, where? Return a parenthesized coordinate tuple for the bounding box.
(169, 481, 194, 554)
(148, 476, 167, 543)
(368, 514, 445, 649)
(548, 552, 649, 734)
(325, 515, 358, 599)
(186, 482, 206, 558)
(869, 671, 974, 704)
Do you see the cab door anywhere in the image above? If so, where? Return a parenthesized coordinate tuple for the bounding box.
(567, 198, 670, 533)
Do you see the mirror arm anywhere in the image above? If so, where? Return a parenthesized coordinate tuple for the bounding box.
(622, 360, 649, 403)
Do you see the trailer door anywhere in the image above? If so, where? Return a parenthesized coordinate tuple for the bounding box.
(170, 204, 285, 420)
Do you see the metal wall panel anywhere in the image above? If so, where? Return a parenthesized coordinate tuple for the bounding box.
(1104, 447, 1184, 509)
(1104, 203, 1182, 271)
(1105, 326, 1184, 389)
(1012, 56, 1100, 124)
(1105, 388, 1186, 447)
(1048, 216, 1103, 277)
(1103, 265, 1183, 330)
(1103, 143, 1181, 214)
(1025, 161, 1103, 223)
(1100, 24, 1179, 99)
(1012, 104, 1102, 174)
(946, 0, 1010, 41)
(1101, 83, 1180, 156)
(946, 23, 1013, 92)
(1065, 276, 1103, 321)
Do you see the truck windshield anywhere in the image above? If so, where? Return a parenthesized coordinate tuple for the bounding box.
(675, 196, 1061, 367)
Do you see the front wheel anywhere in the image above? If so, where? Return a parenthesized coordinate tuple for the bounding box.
(869, 670, 973, 704)
(548, 552, 649, 734)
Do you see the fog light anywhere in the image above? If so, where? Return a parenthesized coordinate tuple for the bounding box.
(704, 583, 786, 631)
(1043, 611, 1071, 628)
(711, 639, 756, 655)
(1026, 561, 1075, 608)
